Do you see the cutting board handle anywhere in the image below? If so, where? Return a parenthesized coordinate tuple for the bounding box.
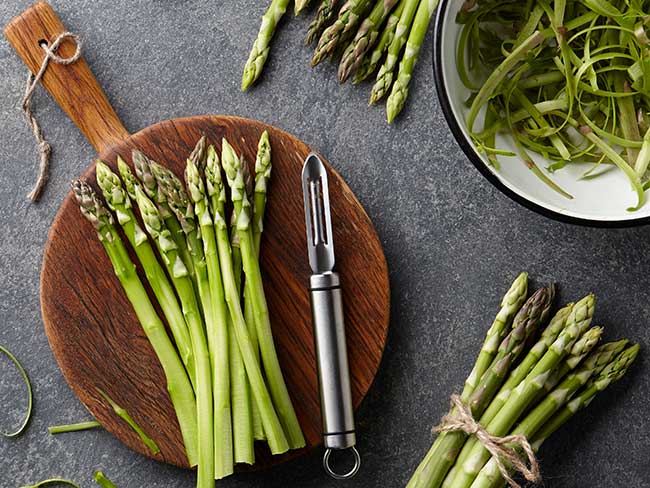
(4, 2, 129, 154)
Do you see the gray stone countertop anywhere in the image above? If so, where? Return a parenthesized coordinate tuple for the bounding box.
(0, 1, 648, 487)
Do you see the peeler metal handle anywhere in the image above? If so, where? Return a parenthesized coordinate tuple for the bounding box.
(310, 271, 360, 480)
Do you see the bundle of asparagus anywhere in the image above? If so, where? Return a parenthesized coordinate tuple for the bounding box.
(408, 273, 639, 488)
(72, 133, 305, 488)
(242, 0, 439, 123)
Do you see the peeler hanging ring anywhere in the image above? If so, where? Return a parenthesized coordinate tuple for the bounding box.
(323, 446, 361, 480)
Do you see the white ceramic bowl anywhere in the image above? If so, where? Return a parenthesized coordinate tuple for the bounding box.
(433, 0, 650, 227)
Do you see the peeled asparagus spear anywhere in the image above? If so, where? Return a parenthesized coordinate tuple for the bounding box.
(204, 145, 256, 464)
(386, 0, 439, 122)
(185, 142, 234, 480)
(338, 0, 401, 83)
(306, 0, 342, 45)
(471, 343, 639, 488)
(222, 139, 305, 450)
(71, 180, 199, 468)
(447, 294, 596, 488)
(353, 0, 405, 84)
(295, 0, 312, 15)
(215, 139, 291, 454)
(312, 0, 374, 66)
(242, 0, 292, 91)
(369, 0, 420, 102)
(406, 273, 528, 488)
(131, 150, 194, 280)
(95, 160, 196, 389)
(133, 186, 214, 486)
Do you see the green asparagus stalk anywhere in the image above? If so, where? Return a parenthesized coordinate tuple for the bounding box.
(247, 134, 273, 441)
(242, 0, 292, 91)
(312, 0, 374, 66)
(467, 286, 555, 416)
(96, 160, 196, 389)
(93, 471, 118, 488)
(295, 0, 312, 15)
(133, 186, 213, 485)
(306, 0, 342, 45)
(204, 145, 256, 464)
(386, 0, 439, 122)
(446, 294, 595, 488)
(338, 0, 401, 83)
(222, 139, 305, 449)
(185, 142, 234, 479)
(369, 0, 420, 102)
(71, 180, 198, 465)
(477, 303, 574, 428)
(530, 344, 639, 451)
(472, 343, 639, 488)
(353, 0, 405, 84)
(217, 139, 291, 454)
(131, 151, 194, 280)
(406, 273, 528, 488)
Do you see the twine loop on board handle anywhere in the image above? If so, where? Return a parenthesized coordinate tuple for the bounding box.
(433, 394, 541, 488)
(21, 32, 82, 202)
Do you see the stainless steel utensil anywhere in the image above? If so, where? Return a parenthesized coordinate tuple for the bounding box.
(302, 153, 361, 480)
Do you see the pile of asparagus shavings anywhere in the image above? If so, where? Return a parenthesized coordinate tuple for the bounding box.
(72, 131, 305, 488)
(407, 272, 640, 488)
(242, 0, 439, 123)
(458, 0, 650, 210)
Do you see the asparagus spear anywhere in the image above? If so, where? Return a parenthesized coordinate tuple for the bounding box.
(472, 343, 638, 488)
(306, 0, 342, 45)
(406, 273, 528, 488)
(185, 143, 234, 479)
(338, 0, 401, 83)
(242, 0, 292, 91)
(467, 286, 555, 416)
(245, 134, 273, 441)
(295, 0, 312, 15)
(71, 180, 199, 468)
(204, 145, 256, 464)
(477, 303, 574, 428)
(447, 294, 595, 488)
(369, 0, 419, 102)
(131, 151, 194, 280)
(95, 160, 196, 389)
(353, 0, 405, 84)
(312, 0, 374, 66)
(134, 186, 214, 486)
(216, 139, 291, 454)
(386, 0, 438, 122)
(222, 139, 305, 449)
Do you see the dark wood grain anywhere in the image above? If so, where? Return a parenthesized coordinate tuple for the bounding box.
(40, 116, 391, 469)
(6, 1, 390, 472)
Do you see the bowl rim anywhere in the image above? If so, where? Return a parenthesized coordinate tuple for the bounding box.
(432, 0, 650, 228)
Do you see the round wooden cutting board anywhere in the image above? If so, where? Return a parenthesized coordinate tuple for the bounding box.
(6, 2, 390, 470)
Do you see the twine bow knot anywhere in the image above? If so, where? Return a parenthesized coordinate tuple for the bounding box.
(433, 394, 541, 488)
(22, 32, 82, 202)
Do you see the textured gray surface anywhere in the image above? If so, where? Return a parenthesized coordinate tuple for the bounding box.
(0, 1, 648, 487)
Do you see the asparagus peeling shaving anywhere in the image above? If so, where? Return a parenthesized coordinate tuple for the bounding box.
(0, 344, 33, 438)
(458, 0, 650, 209)
(48, 421, 101, 435)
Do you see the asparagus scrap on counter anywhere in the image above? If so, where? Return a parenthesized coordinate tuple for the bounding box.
(456, 0, 650, 209)
(72, 133, 304, 488)
(407, 274, 640, 488)
(242, 0, 439, 122)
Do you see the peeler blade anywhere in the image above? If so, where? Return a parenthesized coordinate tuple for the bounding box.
(302, 153, 335, 274)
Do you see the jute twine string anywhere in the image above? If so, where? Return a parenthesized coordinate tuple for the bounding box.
(433, 394, 541, 488)
(22, 32, 82, 202)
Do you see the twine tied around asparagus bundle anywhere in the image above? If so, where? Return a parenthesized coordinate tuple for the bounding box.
(433, 394, 541, 488)
(21, 32, 82, 202)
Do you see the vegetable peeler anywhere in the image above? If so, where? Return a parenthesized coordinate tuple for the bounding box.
(302, 153, 360, 480)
